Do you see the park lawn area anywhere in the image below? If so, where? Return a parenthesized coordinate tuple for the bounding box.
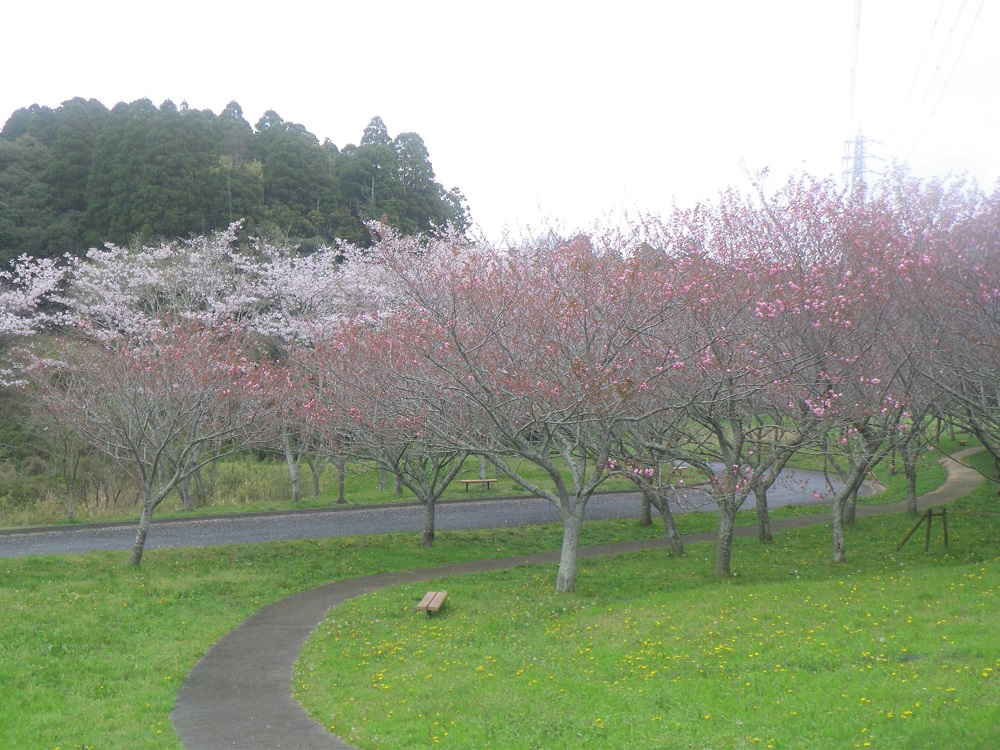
(2, 434, 962, 530)
(0, 448, 988, 749)
(294, 451, 999, 750)
(0, 453, 650, 529)
(0, 516, 674, 750)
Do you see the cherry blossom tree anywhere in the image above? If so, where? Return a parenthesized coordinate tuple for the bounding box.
(57, 223, 259, 340)
(22, 321, 285, 564)
(354, 226, 692, 592)
(890, 176, 1000, 467)
(304, 327, 471, 547)
(0, 254, 66, 337)
(633, 180, 856, 576)
(0, 253, 68, 390)
(56, 224, 395, 504)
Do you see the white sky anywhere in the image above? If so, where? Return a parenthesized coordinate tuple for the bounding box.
(3, 1, 998, 240)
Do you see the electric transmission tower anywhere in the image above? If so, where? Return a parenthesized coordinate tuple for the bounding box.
(842, 1, 881, 193)
(843, 126, 884, 194)
(843, 125, 867, 193)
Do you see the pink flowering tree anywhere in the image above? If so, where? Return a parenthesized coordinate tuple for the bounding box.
(21, 321, 285, 565)
(242, 237, 390, 502)
(56, 225, 386, 503)
(889, 176, 1000, 467)
(304, 326, 470, 547)
(360, 226, 690, 592)
(633, 183, 847, 576)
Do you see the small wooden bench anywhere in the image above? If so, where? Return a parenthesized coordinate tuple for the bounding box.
(415, 590, 448, 616)
(459, 478, 498, 491)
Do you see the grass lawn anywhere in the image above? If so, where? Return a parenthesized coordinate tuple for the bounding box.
(0, 447, 993, 749)
(294, 451, 998, 749)
(7, 436, 964, 529)
(0, 454, 648, 528)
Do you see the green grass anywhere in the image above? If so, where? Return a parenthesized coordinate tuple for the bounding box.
(1, 433, 970, 530)
(0, 454, 650, 529)
(0, 448, 992, 749)
(293, 452, 1000, 750)
(297, 558, 999, 749)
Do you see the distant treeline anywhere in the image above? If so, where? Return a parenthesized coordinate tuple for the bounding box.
(0, 97, 469, 261)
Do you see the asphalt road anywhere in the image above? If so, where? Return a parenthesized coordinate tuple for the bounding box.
(0, 469, 848, 558)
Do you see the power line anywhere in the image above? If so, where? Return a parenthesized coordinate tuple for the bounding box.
(894, 0, 967, 154)
(903, 0, 987, 163)
(900, 0, 949, 109)
(848, 0, 863, 120)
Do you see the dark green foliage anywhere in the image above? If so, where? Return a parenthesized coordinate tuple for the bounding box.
(0, 101, 468, 257)
(0, 134, 80, 262)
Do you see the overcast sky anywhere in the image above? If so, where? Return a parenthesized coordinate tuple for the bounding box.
(4, 1, 997, 240)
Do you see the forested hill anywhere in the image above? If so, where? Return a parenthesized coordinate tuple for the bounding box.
(0, 98, 469, 262)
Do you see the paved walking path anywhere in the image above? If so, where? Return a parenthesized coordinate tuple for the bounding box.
(170, 450, 984, 750)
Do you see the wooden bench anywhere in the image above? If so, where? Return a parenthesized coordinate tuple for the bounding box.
(415, 590, 448, 616)
(459, 478, 498, 491)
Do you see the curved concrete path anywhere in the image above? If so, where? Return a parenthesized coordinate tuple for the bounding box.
(171, 450, 984, 749)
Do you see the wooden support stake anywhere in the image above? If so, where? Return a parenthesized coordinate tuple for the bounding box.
(897, 509, 929, 551)
(897, 508, 949, 553)
(925, 508, 932, 553)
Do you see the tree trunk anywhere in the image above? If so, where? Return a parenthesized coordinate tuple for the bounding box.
(61, 443, 82, 522)
(653, 492, 684, 557)
(753, 485, 772, 542)
(479, 455, 489, 480)
(902, 442, 919, 514)
(831, 492, 847, 564)
(421, 498, 436, 547)
(843, 487, 858, 526)
(830, 464, 868, 564)
(640, 494, 653, 526)
(65, 483, 75, 522)
(177, 475, 195, 511)
(336, 454, 347, 504)
(555, 508, 585, 593)
(393, 471, 402, 495)
(282, 430, 301, 502)
(311, 456, 324, 499)
(129, 500, 156, 566)
(714, 502, 737, 578)
(378, 468, 388, 491)
(192, 459, 218, 504)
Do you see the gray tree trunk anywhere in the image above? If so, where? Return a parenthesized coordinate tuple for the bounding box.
(715, 503, 738, 578)
(336, 454, 347, 504)
(831, 461, 869, 564)
(421, 498, 436, 547)
(555, 508, 585, 593)
(282, 430, 301, 502)
(654, 494, 684, 557)
(843, 487, 858, 526)
(902, 442, 919, 514)
(640, 494, 653, 526)
(177, 476, 194, 511)
(129, 500, 156, 566)
(753, 485, 773, 542)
